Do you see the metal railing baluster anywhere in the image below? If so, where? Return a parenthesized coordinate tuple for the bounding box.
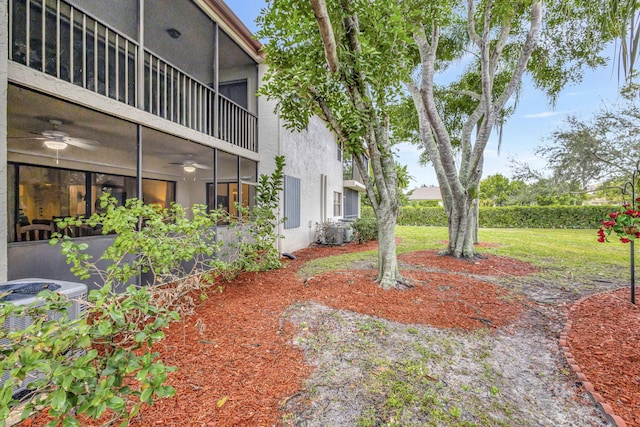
(56, 0, 60, 78)
(41, 0, 45, 73)
(8, 0, 258, 151)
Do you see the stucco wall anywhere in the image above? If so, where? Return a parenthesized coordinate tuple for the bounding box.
(67, 0, 138, 39)
(257, 64, 344, 254)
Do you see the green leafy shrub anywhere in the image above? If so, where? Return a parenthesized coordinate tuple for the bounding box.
(0, 285, 178, 427)
(54, 198, 226, 286)
(1, 197, 227, 426)
(399, 206, 448, 226)
(229, 155, 285, 272)
(353, 215, 378, 243)
(1, 157, 288, 426)
(396, 205, 618, 229)
(478, 206, 618, 229)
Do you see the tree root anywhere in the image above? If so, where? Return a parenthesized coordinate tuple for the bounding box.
(376, 275, 414, 290)
(438, 250, 487, 261)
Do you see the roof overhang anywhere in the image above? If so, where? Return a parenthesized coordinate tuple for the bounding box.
(195, 0, 265, 63)
(344, 180, 366, 192)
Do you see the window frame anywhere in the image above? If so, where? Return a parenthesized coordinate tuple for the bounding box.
(333, 191, 342, 217)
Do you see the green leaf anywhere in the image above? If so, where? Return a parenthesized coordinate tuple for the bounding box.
(50, 389, 67, 411)
(140, 387, 153, 403)
(62, 417, 80, 427)
(107, 396, 126, 411)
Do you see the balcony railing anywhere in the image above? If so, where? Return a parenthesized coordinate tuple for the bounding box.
(144, 50, 257, 152)
(8, 0, 258, 152)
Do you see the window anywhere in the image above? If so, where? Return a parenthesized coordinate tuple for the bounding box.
(92, 173, 137, 213)
(337, 142, 343, 162)
(142, 179, 176, 209)
(284, 175, 301, 229)
(18, 166, 88, 222)
(219, 80, 248, 109)
(207, 182, 255, 220)
(10, 163, 174, 242)
(343, 154, 354, 180)
(333, 191, 342, 217)
(344, 188, 359, 219)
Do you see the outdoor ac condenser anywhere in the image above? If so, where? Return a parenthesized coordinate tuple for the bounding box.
(0, 278, 88, 396)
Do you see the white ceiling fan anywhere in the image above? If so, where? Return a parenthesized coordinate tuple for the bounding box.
(10, 119, 99, 164)
(168, 156, 212, 173)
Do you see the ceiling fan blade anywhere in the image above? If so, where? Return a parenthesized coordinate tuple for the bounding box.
(65, 138, 99, 150)
(193, 163, 212, 170)
(8, 136, 46, 140)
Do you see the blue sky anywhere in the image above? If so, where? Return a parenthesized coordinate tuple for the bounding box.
(227, 0, 625, 188)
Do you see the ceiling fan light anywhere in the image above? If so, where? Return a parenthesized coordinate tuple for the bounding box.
(44, 140, 68, 150)
(183, 165, 196, 173)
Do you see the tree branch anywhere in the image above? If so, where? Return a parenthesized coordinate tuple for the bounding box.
(405, 79, 454, 212)
(494, 1, 542, 112)
(466, 0, 481, 46)
(309, 86, 347, 144)
(310, 0, 340, 73)
(413, 27, 465, 205)
(469, 1, 543, 183)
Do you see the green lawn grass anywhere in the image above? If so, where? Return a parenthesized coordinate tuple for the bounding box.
(300, 226, 634, 281)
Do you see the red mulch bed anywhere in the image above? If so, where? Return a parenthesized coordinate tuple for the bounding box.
(400, 250, 539, 276)
(18, 241, 637, 427)
(567, 288, 640, 427)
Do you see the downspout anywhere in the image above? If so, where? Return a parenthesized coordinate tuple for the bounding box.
(135, 0, 143, 287)
(276, 109, 283, 255)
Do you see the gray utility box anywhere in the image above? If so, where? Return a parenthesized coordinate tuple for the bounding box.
(1, 279, 88, 396)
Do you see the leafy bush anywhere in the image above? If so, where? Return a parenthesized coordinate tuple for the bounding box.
(55, 199, 226, 286)
(230, 155, 285, 272)
(1, 197, 229, 426)
(407, 200, 441, 207)
(1, 286, 178, 427)
(395, 205, 618, 229)
(353, 215, 378, 243)
(399, 206, 448, 226)
(1, 163, 287, 426)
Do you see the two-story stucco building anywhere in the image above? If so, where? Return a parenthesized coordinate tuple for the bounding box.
(0, 0, 365, 283)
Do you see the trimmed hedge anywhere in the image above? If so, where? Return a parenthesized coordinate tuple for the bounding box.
(390, 205, 617, 229)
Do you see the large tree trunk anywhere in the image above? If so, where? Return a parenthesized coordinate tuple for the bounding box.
(375, 203, 401, 289)
(447, 196, 476, 257)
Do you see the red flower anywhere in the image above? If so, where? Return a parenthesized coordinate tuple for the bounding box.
(598, 236, 606, 243)
(636, 232, 640, 238)
(620, 237, 632, 243)
(609, 212, 620, 219)
(601, 220, 615, 228)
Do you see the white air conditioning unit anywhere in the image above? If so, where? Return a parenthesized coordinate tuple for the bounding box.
(0, 278, 88, 397)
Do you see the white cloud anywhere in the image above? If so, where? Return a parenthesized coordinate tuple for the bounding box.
(522, 111, 565, 119)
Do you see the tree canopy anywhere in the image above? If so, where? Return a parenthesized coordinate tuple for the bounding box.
(515, 103, 640, 187)
(256, 0, 634, 261)
(257, 0, 412, 288)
